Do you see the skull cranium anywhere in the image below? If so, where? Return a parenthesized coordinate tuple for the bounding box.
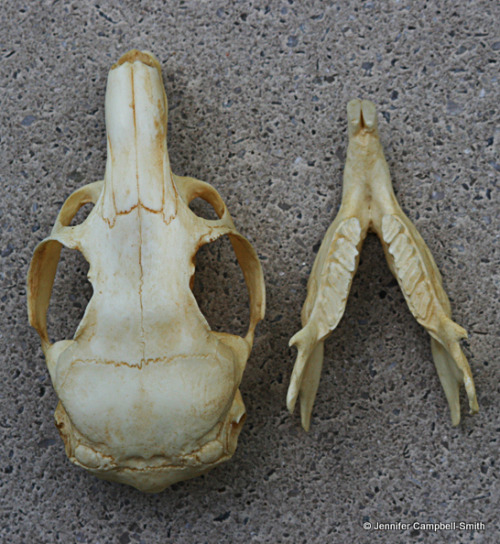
(27, 50, 265, 492)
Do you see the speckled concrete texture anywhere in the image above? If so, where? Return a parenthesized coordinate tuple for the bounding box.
(1, 1, 498, 542)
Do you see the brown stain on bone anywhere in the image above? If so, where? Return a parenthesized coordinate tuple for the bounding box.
(112, 49, 162, 72)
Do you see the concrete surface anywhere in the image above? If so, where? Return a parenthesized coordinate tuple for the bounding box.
(1, 1, 498, 542)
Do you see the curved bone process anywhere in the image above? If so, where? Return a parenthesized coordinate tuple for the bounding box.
(27, 50, 265, 492)
(288, 99, 478, 430)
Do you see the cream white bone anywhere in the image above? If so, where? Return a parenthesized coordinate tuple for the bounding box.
(288, 99, 478, 430)
(27, 50, 265, 492)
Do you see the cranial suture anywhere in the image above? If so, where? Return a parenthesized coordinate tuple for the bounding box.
(288, 99, 478, 430)
(27, 50, 265, 492)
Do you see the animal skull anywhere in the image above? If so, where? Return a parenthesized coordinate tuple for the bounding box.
(27, 50, 265, 492)
(288, 99, 478, 430)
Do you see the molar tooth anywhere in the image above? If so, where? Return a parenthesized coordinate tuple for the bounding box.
(401, 261, 422, 295)
(340, 217, 362, 241)
(334, 238, 358, 271)
(328, 262, 351, 295)
(398, 254, 415, 278)
(396, 240, 414, 266)
(388, 233, 409, 260)
(381, 215, 401, 244)
(411, 280, 432, 321)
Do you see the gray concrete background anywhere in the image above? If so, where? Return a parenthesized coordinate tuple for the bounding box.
(1, 1, 498, 542)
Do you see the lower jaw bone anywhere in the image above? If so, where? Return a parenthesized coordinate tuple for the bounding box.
(288, 99, 478, 431)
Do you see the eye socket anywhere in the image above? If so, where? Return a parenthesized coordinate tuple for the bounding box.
(46, 247, 93, 344)
(191, 235, 248, 337)
(188, 197, 220, 221)
(70, 202, 95, 226)
(186, 185, 226, 220)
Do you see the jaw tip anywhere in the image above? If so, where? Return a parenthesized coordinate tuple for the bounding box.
(347, 98, 378, 136)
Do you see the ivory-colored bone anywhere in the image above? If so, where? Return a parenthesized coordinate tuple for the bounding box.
(288, 99, 478, 430)
(27, 50, 265, 492)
